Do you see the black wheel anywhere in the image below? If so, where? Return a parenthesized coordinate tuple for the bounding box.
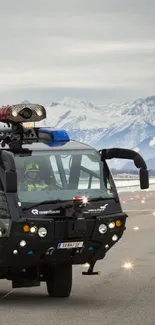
(46, 264, 72, 298)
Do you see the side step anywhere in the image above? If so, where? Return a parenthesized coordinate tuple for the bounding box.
(12, 278, 40, 288)
(82, 271, 100, 275)
(82, 261, 100, 275)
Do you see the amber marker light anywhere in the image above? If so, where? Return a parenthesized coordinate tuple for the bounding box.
(115, 220, 121, 227)
(23, 225, 30, 233)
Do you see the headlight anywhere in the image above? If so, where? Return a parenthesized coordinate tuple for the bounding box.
(19, 240, 27, 247)
(98, 224, 107, 234)
(112, 234, 118, 241)
(30, 226, 37, 233)
(109, 222, 115, 229)
(38, 227, 47, 238)
(36, 109, 43, 116)
(13, 249, 18, 255)
(12, 110, 18, 117)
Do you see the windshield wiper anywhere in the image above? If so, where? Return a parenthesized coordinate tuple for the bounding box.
(22, 199, 73, 211)
(88, 196, 115, 202)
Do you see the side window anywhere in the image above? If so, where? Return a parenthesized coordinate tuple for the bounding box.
(78, 155, 101, 189)
(103, 161, 115, 196)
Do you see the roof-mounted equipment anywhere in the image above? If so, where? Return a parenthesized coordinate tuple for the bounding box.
(0, 104, 70, 149)
(0, 104, 46, 123)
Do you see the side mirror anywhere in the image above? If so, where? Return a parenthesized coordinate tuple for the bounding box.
(99, 148, 149, 190)
(139, 169, 149, 189)
(4, 171, 17, 193)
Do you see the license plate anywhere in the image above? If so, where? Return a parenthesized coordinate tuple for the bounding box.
(57, 241, 84, 249)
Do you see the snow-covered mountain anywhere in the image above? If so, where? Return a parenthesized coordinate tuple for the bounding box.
(2, 96, 155, 169)
(17, 96, 155, 146)
(123, 137, 155, 170)
(38, 96, 155, 168)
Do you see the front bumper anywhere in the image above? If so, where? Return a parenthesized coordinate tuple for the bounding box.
(0, 213, 127, 271)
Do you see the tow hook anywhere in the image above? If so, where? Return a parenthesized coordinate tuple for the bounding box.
(76, 247, 84, 254)
(45, 247, 55, 255)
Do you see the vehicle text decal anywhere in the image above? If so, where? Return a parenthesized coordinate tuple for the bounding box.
(31, 209, 61, 215)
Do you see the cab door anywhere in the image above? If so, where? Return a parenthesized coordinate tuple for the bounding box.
(0, 150, 20, 221)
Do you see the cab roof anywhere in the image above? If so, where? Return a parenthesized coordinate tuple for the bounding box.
(0, 139, 97, 152)
(23, 139, 95, 151)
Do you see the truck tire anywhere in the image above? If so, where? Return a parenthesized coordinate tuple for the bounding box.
(46, 264, 72, 298)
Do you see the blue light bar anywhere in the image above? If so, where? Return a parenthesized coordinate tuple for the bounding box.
(39, 128, 70, 142)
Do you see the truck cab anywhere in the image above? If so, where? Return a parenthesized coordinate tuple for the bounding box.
(0, 103, 149, 298)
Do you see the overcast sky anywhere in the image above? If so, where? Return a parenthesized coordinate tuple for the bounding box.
(0, 0, 155, 105)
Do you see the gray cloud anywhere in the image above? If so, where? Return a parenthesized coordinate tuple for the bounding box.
(0, 0, 155, 102)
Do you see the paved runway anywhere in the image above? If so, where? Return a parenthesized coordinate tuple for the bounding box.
(0, 186, 155, 325)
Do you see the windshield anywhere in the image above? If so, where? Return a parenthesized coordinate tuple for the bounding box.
(14, 149, 115, 204)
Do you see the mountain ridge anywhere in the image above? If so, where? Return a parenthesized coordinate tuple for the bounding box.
(2, 96, 155, 169)
(42, 95, 155, 168)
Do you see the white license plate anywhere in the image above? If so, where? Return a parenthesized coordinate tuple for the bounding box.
(57, 241, 84, 249)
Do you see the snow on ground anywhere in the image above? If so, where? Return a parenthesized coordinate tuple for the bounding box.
(114, 178, 155, 188)
(117, 184, 155, 193)
(115, 178, 155, 193)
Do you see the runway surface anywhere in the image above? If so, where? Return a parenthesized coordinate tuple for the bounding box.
(0, 186, 155, 325)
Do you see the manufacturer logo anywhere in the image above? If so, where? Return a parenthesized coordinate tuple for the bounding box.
(31, 209, 39, 215)
(31, 209, 60, 215)
(83, 203, 108, 214)
(100, 204, 108, 210)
